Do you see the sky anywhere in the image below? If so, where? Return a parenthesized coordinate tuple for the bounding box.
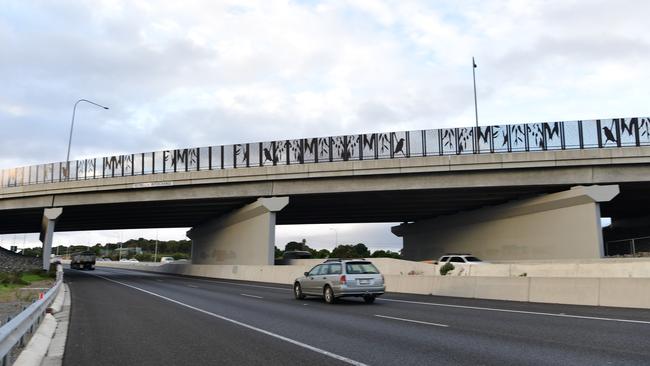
(0, 0, 648, 251)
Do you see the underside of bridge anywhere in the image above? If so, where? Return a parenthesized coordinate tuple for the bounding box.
(0, 185, 577, 233)
(0, 181, 648, 265)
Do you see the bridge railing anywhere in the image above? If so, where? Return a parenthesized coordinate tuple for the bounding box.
(1, 117, 649, 188)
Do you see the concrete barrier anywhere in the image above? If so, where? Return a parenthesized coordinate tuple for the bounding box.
(450, 259, 650, 278)
(433, 276, 477, 298)
(96, 261, 650, 309)
(529, 278, 600, 306)
(384, 275, 434, 295)
(473, 277, 530, 302)
(598, 278, 650, 308)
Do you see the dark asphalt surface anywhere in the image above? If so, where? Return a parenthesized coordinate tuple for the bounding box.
(64, 267, 650, 366)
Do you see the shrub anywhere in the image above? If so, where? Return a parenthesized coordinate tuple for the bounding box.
(439, 262, 455, 276)
(0, 272, 29, 285)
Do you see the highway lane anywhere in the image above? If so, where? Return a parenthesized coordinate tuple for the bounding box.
(64, 267, 650, 365)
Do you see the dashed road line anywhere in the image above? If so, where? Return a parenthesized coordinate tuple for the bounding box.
(375, 314, 448, 328)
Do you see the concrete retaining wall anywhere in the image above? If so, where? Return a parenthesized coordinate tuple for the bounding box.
(288, 257, 650, 278)
(97, 261, 650, 309)
(438, 259, 650, 278)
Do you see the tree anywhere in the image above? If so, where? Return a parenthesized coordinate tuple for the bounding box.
(274, 246, 284, 259)
(352, 243, 370, 258)
(284, 241, 305, 252)
(330, 243, 370, 259)
(370, 250, 401, 259)
(315, 249, 331, 258)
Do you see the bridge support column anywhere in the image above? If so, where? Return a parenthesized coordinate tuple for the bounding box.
(187, 197, 289, 265)
(39, 207, 62, 271)
(392, 185, 620, 261)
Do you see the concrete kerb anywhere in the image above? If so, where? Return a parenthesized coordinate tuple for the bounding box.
(12, 314, 56, 366)
(41, 283, 71, 366)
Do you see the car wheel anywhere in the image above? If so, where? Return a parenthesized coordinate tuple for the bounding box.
(294, 283, 306, 300)
(363, 295, 376, 304)
(324, 286, 336, 304)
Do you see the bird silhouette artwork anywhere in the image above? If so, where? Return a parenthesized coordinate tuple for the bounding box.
(263, 148, 273, 163)
(393, 138, 405, 156)
(603, 126, 617, 145)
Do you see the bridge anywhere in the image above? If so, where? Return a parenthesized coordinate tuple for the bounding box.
(1, 117, 649, 269)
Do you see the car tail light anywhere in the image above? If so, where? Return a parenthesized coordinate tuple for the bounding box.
(339, 275, 346, 284)
(381, 274, 385, 283)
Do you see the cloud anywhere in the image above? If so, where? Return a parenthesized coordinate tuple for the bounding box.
(0, 0, 647, 245)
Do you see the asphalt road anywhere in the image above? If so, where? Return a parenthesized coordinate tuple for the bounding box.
(64, 267, 650, 366)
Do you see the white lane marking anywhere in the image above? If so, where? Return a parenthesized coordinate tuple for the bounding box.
(187, 285, 199, 288)
(379, 298, 650, 325)
(89, 273, 367, 366)
(375, 314, 448, 328)
(189, 278, 289, 291)
(240, 293, 263, 299)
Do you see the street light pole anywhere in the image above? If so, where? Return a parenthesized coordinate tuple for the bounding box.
(66, 99, 109, 178)
(472, 57, 480, 153)
(472, 57, 479, 128)
(154, 230, 159, 263)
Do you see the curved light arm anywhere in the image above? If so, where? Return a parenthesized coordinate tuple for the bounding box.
(66, 99, 109, 164)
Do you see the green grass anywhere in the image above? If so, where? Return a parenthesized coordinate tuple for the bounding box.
(0, 284, 18, 294)
(0, 271, 55, 302)
(21, 273, 49, 284)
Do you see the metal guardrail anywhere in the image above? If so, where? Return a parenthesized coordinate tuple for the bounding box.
(0, 267, 62, 366)
(0, 117, 649, 188)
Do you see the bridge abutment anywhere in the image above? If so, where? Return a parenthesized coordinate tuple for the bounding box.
(393, 185, 620, 261)
(187, 197, 289, 265)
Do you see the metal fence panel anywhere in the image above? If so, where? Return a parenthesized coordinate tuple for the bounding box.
(303, 139, 317, 163)
(408, 130, 423, 157)
(639, 118, 650, 145)
(1, 116, 649, 188)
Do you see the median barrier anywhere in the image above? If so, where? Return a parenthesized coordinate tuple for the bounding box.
(473, 277, 530, 302)
(432, 276, 477, 298)
(384, 275, 434, 294)
(598, 278, 650, 308)
(528, 277, 600, 306)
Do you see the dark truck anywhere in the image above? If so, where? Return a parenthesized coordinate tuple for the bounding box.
(70, 251, 96, 270)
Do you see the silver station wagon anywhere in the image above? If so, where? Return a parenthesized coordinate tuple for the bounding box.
(293, 259, 385, 304)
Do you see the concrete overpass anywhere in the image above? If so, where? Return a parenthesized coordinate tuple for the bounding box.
(1, 117, 649, 268)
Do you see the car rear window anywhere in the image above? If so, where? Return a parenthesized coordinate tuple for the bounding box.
(465, 256, 482, 262)
(450, 257, 465, 263)
(345, 262, 379, 274)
